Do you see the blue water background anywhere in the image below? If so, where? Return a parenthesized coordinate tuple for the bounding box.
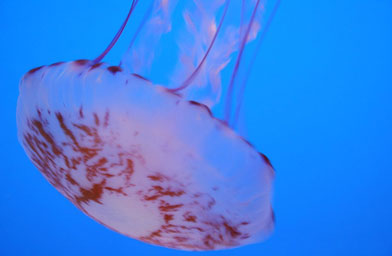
(0, 0, 391, 255)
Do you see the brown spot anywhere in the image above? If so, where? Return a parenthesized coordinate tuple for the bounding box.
(164, 214, 174, 223)
(183, 212, 197, 223)
(132, 73, 149, 81)
(188, 101, 212, 116)
(107, 66, 122, 74)
(159, 203, 183, 212)
(103, 111, 109, 127)
(105, 186, 127, 196)
(203, 235, 216, 249)
(56, 113, 80, 148)
(185, 216, 196, 222)
(31, 119, 61, 156)
(223, 222, 241, 238)
(56, 112, 98, 161)
(161, 224, 180, 234)
(96, 157, 108, 166)
(79, 106, 84, 118)
(260, 153, 273, 168)
(65, 173, 78, 186)
(49, 62, 64, 67)
(173, 236, 188, 242)
(145, 188, 183, 201)
(150, 230, 162, 237)
(73, 124, 93, 136)
(123, 159, 134, 177)
(90, 62, 103, 70)
(147, 174, 164, 182)
(76, 180, 106, 205)
(27, 66, 44, 75)
(74, 59, 89, 65)
(144, 185, 184, 201)
(93, 113, 100, 126)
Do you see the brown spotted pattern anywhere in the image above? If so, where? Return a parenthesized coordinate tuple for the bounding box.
(21, 108, 257, 250)
(23, 109, 135, 211)
(19, 60, 274, 250)
(138, 172, 252, 250)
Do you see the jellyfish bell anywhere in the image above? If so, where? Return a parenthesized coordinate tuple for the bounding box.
(18, 60, 274, 250)
(16, 0, 279, 251)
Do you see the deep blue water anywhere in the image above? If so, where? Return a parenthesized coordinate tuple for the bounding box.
(1, 0, 391, 255)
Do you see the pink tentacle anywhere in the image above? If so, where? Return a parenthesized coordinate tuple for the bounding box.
(92, 0, 138, 64)
(232, 0, 282, 128)
(168, 0, 231, 93)
(223, 0, 261, 125)
(119, 1, 155, 69)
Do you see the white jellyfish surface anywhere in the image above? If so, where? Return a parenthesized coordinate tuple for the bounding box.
(16, 0, 279, 251)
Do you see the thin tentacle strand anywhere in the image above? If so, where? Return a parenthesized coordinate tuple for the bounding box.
(92, 0, 138, 64)
(224, 0, 261, 126)
(168, 0, 231, 93)
(232, 0, 282, 128)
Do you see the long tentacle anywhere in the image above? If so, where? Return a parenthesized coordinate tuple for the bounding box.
(119, 0, 155, 67)
(92, 0, 138, 64)
(223, 0, 261, 125)
(232, 0, 281, 128)
(168, 0, 231, 93)
(120, 0, 179, 74)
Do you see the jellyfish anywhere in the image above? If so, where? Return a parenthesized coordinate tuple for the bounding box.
(16, 0, 279, 251)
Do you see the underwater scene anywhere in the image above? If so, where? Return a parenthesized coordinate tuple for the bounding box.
(1, 0, 391, 255)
